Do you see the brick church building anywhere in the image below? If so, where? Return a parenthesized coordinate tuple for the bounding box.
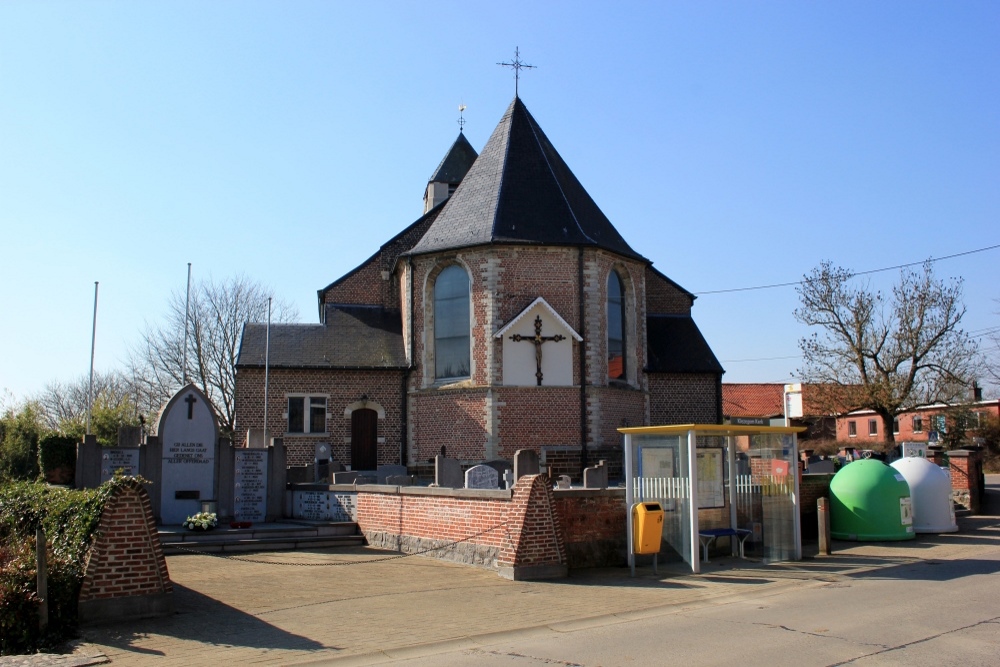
(234, 96, 723, 473)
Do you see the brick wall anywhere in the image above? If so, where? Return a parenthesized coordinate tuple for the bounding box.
(931, 449, 984, 512)
(235, 367, 406, 467)
(645, 267, 693, 315)
(649, 373, 720, 424)
(356, 474, 567, 579)
(553, 489, 627, 567)
(77, 479, 173, 623)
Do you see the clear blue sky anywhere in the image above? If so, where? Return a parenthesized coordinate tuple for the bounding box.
(2, 1, 998, 402)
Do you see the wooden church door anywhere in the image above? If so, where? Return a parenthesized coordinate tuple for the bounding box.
(351, 408, 378, 471)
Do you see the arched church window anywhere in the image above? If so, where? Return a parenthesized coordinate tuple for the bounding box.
(607, 270, 626, 381)
(434, 265, 471, 379)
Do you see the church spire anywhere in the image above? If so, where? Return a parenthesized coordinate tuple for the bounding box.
(423, 123, 478, 214)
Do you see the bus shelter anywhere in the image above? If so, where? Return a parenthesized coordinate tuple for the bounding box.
(620, 424, 806, 574)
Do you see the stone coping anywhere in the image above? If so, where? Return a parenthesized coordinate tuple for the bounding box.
(551, 487, 625, 498)
(289, 482, 512, 500)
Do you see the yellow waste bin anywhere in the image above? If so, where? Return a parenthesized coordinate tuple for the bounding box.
(632, 502, 664, 554)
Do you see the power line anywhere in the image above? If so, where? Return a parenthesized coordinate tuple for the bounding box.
(721, 354, 801, 364)
(695, 243, 1000, 296)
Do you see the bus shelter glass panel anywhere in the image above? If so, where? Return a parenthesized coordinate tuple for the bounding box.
(741, 433, 798, 563)
(632, 434, 692, 570)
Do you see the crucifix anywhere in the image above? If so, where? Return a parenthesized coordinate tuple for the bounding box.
(497, 46, 536, 97)
(510, 315, 565, 386)
(184, 394, 197, 420)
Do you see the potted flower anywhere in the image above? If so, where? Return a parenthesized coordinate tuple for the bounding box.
(184, 511, 218, 531)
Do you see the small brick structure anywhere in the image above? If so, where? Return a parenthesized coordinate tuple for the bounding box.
(930, 447, 985, 513)
(77, 479, 173, 624)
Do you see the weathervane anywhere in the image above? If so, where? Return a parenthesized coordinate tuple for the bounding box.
(458, 103, 467, 132)
(497, 47, 536, 96)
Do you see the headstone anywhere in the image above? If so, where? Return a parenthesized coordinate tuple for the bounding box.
(435, 455, 463, 488)
(355, 474, 377, 485)
(234, 449, 268, 523)
(315, 442, 331, 463)
(294, 490, 356, 522)
(465, 464, 499, 489)
(332, 471, 359, 484)
(377, 464, 408, 484)
(158, 385, 219, 524)
(502, 470, 514, 490)
(117, 426, 143, 448)
(556, 475, 572, 489)
(385, 474, 413, 486)
(514, 449, 540, 481)
(246, 428, 271, 449)
(100, 447, 140, 483)
(808, 459, 836, 474)
(583, 460, 608, 489)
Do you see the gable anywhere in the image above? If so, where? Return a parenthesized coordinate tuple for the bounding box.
(496, 298, 579, 387)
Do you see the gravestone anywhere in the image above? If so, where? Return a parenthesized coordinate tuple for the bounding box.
(332, 471, 359, 484)
(502, 470, 514, 490)
(100, 447, 140, 483)
(158, 384, 219, 524)
(808, 459, 836, 474)
(234, 449, 268, 523)
(514, 449, 540, 481)
(377, 465, 408, 484)
(246, 428, 271, 449)
(385, 474, 413, 486)
(465, 464, 499, 489)
(556, 475, 572, 489)
(435, 455, 463, 488)
(117, 426, 143, 447)
(315, 442, 331, 463)
(583, 460, 608, 489)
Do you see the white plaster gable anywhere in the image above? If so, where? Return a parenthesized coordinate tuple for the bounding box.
(494, 297, 582, 341)
(496, 297, 580, 387)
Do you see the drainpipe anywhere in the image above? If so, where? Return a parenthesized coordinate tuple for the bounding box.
(578, 248, 588, 474)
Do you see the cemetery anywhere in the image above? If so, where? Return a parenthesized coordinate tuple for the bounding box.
(58, 382, 989, 629)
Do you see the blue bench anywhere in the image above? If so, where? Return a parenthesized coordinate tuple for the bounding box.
(698, 528, 752, 562)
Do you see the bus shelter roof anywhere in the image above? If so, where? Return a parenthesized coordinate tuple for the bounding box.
(617, 424, 807, 437)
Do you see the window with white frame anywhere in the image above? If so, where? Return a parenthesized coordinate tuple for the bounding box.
(287, 395, 327, 434)
(868, 419, 878, 436)
(912, 416, 923, 433)
(848, 421, 857, 437)
(893, 417, 899, 434)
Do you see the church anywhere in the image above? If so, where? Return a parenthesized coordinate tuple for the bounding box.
(234, 96, 724, 476)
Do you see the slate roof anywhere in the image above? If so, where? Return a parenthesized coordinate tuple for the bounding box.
(645, 315, 724, 374)
(428, 131, 478, 185)
(236, 305, 407, 369)
(407, 97, 645, 260)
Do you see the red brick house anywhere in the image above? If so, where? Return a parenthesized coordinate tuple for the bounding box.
(234, 97, 723, 471)
(722, 383, 836, 443)
(836, 395, 1000, 446)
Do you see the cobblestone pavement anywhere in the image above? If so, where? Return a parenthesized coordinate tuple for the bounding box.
(4, 480, 997, 667)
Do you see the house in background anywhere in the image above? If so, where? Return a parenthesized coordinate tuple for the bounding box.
(836, 386, 999, 446)
(234, 96, 724, 474)
(722, 383, 836, 444)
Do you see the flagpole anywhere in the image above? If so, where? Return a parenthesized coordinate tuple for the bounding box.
(86, 281, 99, 436)
(182, 263, 191, 384)
(263, 297, 271, 440)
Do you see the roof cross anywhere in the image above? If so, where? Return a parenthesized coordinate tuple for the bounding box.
(509, 315, 565, 386)
(497, 47, 536, 97)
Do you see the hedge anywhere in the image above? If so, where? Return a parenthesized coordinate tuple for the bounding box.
(0, 476, 141, 655)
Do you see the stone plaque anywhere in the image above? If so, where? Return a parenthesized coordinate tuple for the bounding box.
(465, 464, 499, 489)
(100, 447, 140, 483)
(159, 385, 219, 524)
(294, 490, 356, 522)
(234, 449, 268, 523)
(377, 464, 407, 484)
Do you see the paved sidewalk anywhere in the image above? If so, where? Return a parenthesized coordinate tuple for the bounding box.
(6, 478, 998, 666)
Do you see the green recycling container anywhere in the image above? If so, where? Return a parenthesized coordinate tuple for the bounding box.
(830, 459, 914, 541)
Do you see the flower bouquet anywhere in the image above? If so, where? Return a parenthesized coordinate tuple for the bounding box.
(184, 512, 218, 531)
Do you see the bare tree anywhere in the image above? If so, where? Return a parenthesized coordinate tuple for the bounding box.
(795, 261, 979, 446)
(35, 371, 137, 431)
(127, 275, 297, 435)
